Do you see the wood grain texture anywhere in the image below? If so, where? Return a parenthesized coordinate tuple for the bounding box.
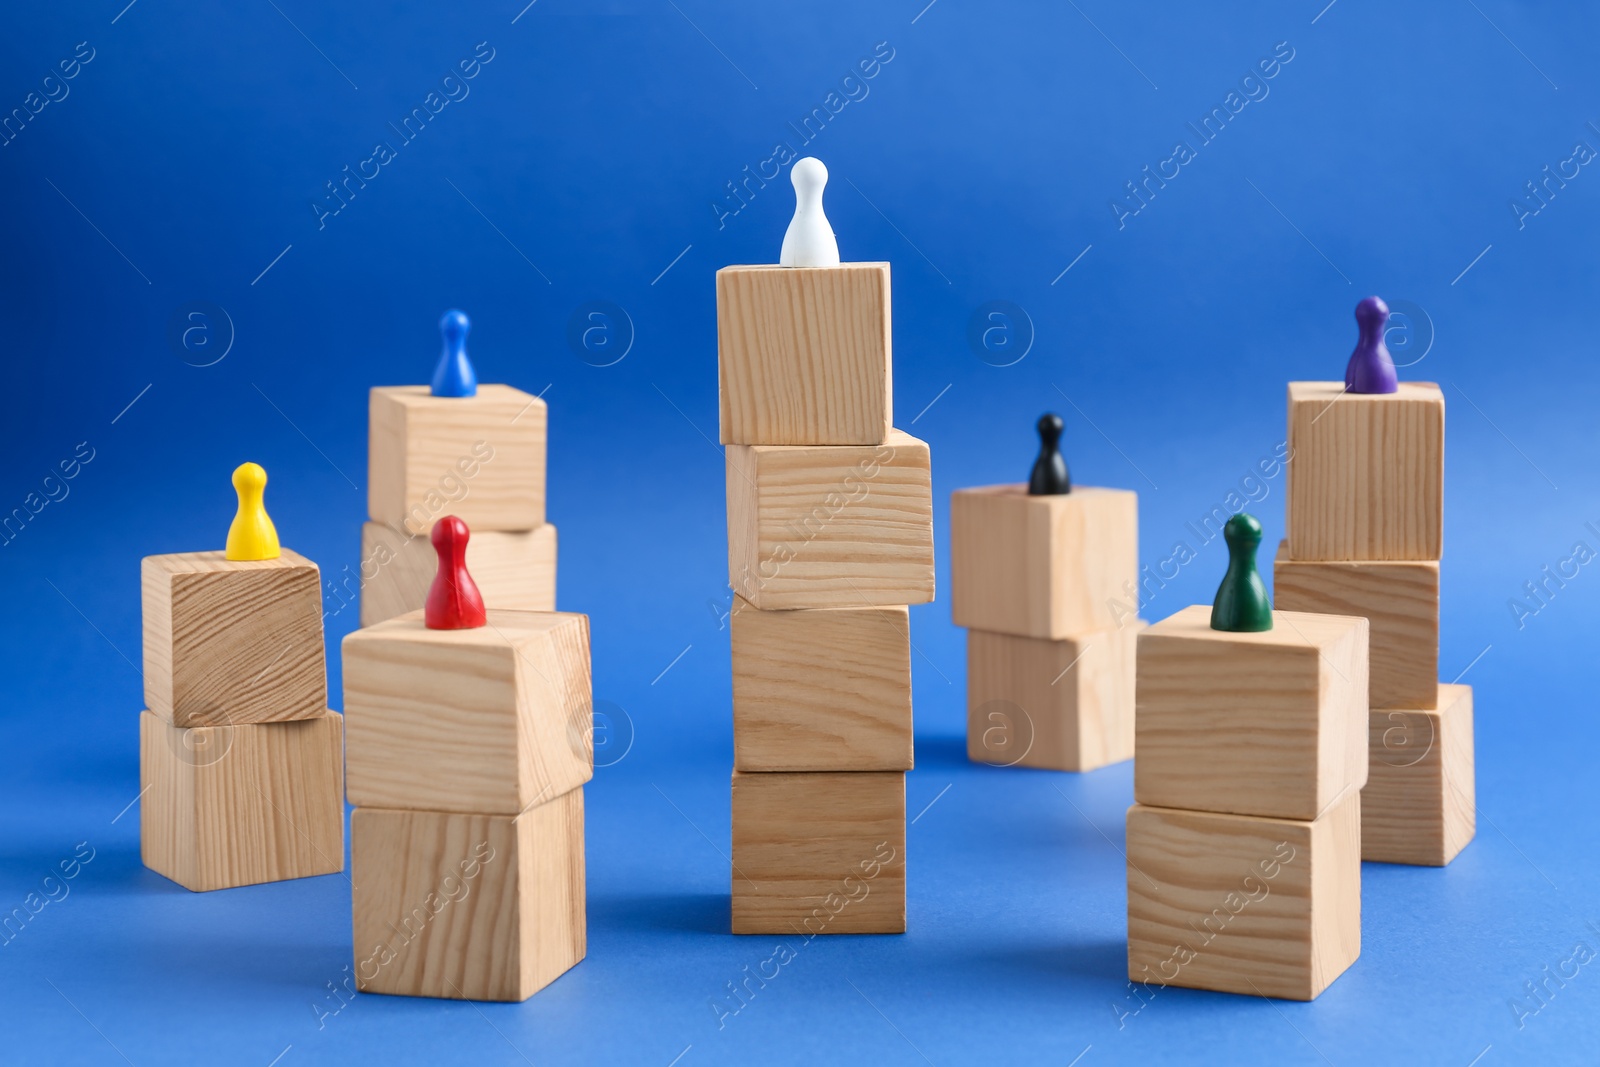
(1134, 605, 1368, 821)
(342, 609, 592, 815)
(1272, 540, 1439, 710)
(716, 263, 892, 446)
(950, 484, 1138, 638)
(139, 709, 344, 892)
(368, 384, 547, 536)
(730, 771, 905, 935)
(1362, 684, 1475, 866)
(732, 597, 912, 772)
(351, 790, 585, 1001)
(726, 429, 933, 609)
(359, 521, 557, 626)
(1286, 381, 1444, 561)
(966, 621, 1142, 772)
(141, 549, 327, 727)
(1126, 791, 1361, 1001)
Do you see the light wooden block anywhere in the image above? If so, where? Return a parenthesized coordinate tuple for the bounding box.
(369, 384, 547, 536)
(1126, 790, 1361, 1001)
(717, 262, 892, 446)
(730, 771, 905, 935)
(950, 484, 1137, 639)
(139, 709, 344, 892)
(358, 521, 557, 626)
(351, 790, 585, 1002)
(1363, 684, 1475, 866)
(1134, 605, 1368, 821)
(1272, 540, 1439, 710)
(1286, 381, 1444, 561)
(732, 597, 912, 772)
(342, 609, 592, 815)
(141, 549, 326, 727)
(966, 622, 1142, 772)
(726, 429, 933, 609)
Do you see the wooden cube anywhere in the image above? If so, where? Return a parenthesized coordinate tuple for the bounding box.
(369, 384, 546, 536)
(732, 597, 912, 772)
(342, 610, 592, 815)
(1134, 605, 1368, 821)
(717, 262, 892, 446)
(358, 521, 556, 627)
(141, 549, 326, 728)
(351, 790, 585, 1001)
(950, 485, 1137, 639)
(966, 622, 1142, 772)
(730, 771, 905, 934)
(1363, 684, 1475, 866)
(140, 709, 344, 892)
(1272, 541, 1439, 710)
(1126, 790, 1361, 1001)
(1286, 381, 1444, 560)
(726, 429, 933, 609)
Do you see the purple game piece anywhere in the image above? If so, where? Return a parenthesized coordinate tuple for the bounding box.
(1343, 296, 1398, 394)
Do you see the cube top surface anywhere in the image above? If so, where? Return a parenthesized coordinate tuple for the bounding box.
(371, 382, 543, 410)
(720, 261, 891, 273)
(717, 261, 892, 446)
(143, 546, 314, 577)
(952, 482, 1134, 505)
(1287, 380, 1442, 405)
(1142, 603, 1365, 652)
(346, 607, 581, 650)
(739, 425, 922, 460)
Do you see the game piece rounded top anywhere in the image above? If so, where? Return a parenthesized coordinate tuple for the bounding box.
(779, 156, 841, 268)
(1343, 296, 1398, 395)
(1211, 512, 1272, 632)
(1028, 413, 1071, 495)
(425, 514, 487, 629)
(431, 308, 478, 398)
(224, 461, 281, 561)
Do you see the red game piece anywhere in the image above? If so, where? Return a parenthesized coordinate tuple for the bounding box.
(424, 515, 487, 630)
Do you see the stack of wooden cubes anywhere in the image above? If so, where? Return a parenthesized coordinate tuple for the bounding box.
(342, 376, 590, 1001)
(1126, 599, 1369, 1000)
(950, 478, 1141, 771)
(360, 379, 554, 624)
(140, 544, 344, 891)
(1275, 381, 1475, 866)
(718, 260, 933, 935)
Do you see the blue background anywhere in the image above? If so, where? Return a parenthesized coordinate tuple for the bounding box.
(2, 1, 1597, 1063)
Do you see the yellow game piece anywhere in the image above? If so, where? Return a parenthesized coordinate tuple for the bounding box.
(225, 462, 280, 561)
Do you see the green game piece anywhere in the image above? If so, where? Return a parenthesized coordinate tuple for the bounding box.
(1211, 513, 1273, 632)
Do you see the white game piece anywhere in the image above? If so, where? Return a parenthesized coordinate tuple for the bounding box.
(779, 157, 841, 268)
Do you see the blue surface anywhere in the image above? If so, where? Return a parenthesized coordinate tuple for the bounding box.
(3, 1, 1599, 1063)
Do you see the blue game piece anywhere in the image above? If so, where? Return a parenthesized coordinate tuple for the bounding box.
(1343, 296, 1398, 395)
(431, 309, 477, 397)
